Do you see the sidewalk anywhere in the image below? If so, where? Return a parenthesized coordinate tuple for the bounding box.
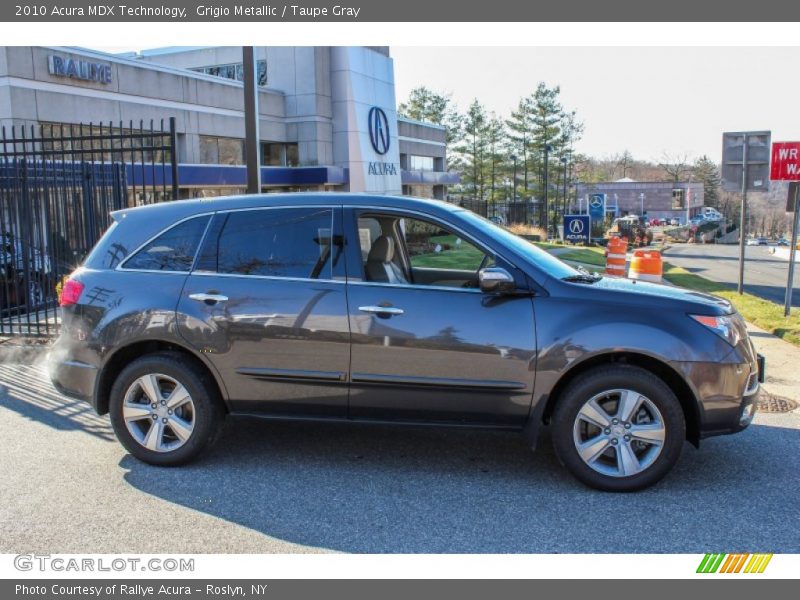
(746, 323, 800, 401)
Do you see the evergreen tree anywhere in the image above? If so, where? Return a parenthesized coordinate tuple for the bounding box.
(530, 82, 566, 197)
(693, 155, 722, 208)
(398, 86, 463, 145)
(485, 115, 506, 209)
(455, 99, 490, 203)
(506, 97, 534, 200)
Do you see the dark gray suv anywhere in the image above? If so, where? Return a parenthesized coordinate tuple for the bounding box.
(49, 194, 762, 491)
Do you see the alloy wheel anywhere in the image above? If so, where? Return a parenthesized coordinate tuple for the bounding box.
(122, 373, 196, 453)
(572, 388, 666, 478)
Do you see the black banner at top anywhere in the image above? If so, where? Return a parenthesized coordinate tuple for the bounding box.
(2, 0, 800, 22)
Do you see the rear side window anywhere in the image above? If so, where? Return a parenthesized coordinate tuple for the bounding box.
(201, 207, 334, 279)
(123, 215, 210, 272)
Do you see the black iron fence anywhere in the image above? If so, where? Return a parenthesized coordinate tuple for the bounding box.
(448, 198, 544, 225)
(0, 119, 178, 337)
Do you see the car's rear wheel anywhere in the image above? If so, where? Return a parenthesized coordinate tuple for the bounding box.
(109, 352, 224, 466)
(552, 365, 685, 492)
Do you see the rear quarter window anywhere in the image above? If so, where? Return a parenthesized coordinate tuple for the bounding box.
(122, 215, 210, 272)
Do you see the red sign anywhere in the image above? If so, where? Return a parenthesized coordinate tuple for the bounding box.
(770, 142, 800, 181)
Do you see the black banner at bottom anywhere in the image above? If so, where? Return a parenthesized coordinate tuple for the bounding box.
(1, 580, 795, 600)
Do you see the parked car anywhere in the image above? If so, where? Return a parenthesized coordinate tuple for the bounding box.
(777, 238, 790, 247)
(757, 237, 769, 246)
(701, 208, 723, 222)
(669, 218, 681, 226)
(488, 215, 506, 226)
(746, 238, 760, 246)
(50, 194, 763, 492)
(0, 232, 54, 310)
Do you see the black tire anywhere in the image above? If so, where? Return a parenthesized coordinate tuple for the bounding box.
(109, 351, 224, 466)
(552, 365, 685, 492)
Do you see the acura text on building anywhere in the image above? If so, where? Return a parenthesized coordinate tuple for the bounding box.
(48, 55, 113, 84)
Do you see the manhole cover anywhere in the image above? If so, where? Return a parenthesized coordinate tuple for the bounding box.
(758, 390, 799, 413)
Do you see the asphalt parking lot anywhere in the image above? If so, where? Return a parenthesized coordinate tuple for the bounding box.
(1, 361, 799, 554)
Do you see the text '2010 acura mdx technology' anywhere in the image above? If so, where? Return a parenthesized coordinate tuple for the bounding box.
(50, 194, 764, 491)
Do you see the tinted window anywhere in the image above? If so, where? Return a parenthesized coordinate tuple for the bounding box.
(212, 208, 334, 279)
(123, 216, 210, 272)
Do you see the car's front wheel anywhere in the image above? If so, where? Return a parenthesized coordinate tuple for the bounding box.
(552, 365, 685, 492)
(109, 352, 224, 466)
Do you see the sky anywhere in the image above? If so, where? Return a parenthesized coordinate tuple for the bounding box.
(91, 45, 799, 163)
(391, 46, 800, 163)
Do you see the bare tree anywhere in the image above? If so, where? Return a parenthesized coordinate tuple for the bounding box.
(616, 150, 635, 179)
(657, 152, 692, 182)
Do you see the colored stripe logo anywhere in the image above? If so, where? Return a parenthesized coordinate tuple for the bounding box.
(697, 553, 773, 574)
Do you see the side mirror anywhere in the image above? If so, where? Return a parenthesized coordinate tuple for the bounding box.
(478, 267, 516, 294)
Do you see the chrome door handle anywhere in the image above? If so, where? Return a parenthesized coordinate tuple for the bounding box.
(358, 305, 404, 316)
(189, 292, 229, 304)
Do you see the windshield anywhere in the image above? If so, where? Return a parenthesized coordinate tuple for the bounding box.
(458, 210, 581, 280)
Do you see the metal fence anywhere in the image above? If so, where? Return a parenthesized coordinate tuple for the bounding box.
(0, 118, 178, 337)
(449, 198, 544, 225)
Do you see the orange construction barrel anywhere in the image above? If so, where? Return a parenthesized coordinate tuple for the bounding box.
(605, 237, 627, 277)
(628, 249, 663, 282)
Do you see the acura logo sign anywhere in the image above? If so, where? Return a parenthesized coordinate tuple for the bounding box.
(569, 219, 585, 234)
(368, 107, 390, 155)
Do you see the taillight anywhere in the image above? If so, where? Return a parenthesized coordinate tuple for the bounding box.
(59, 278, 85, 307)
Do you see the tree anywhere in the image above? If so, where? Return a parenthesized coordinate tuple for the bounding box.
(505, 97, 534, 200)
(692, 155, 721, 208)
(398, 86, 462, 145)
(530, 83, 566, 196)
(485, 115, 506, 208)
(615, 150, 635, 179)
(658, 152, 692, 182)
(455, 99, 490, 203)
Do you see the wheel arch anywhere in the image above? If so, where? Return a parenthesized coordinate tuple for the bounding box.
(539, 351, 701, 447)
(93, 338, 229, 416)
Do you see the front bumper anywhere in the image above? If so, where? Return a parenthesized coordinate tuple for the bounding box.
(673, 352, 763, 439)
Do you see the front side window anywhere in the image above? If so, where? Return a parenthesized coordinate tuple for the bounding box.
(208, 208, 334, 279)
(123, 215, 210, 272)
(402, 218, 489, 273)
(356, 213, 493, 287)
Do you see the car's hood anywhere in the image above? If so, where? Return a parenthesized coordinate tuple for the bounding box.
(568, 276, 733, 315)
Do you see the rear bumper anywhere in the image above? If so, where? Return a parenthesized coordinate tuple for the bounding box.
(49, 357, 97, 405)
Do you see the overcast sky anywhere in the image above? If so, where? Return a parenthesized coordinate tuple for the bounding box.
(391, 46, 800, 163)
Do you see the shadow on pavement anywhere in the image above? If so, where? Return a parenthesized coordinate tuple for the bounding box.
(0, 364, 115, 441)
(120, 415, 800, 554)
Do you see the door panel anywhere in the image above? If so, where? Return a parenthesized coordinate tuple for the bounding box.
(176, 205, 350, 417)
(345, 208, 536, 425)
(177, 275, 350, 416)
(347, 284, 536, 424)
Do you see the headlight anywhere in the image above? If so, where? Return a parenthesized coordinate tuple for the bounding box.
(690, 314, 743, 347)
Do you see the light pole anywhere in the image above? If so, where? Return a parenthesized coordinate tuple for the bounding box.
(543, 144, 553, 238)
(510, 154, 517, 222)
(560, 156, 568, 233)
(639, 192, 645, 218)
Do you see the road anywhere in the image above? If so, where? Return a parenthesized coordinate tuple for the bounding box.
(664, 243, 800, 307)
(1, 362, 798, 554)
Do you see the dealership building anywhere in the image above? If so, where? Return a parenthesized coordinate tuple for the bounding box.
(0, 45, 456, 200)
(576, 179, 705, 224)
